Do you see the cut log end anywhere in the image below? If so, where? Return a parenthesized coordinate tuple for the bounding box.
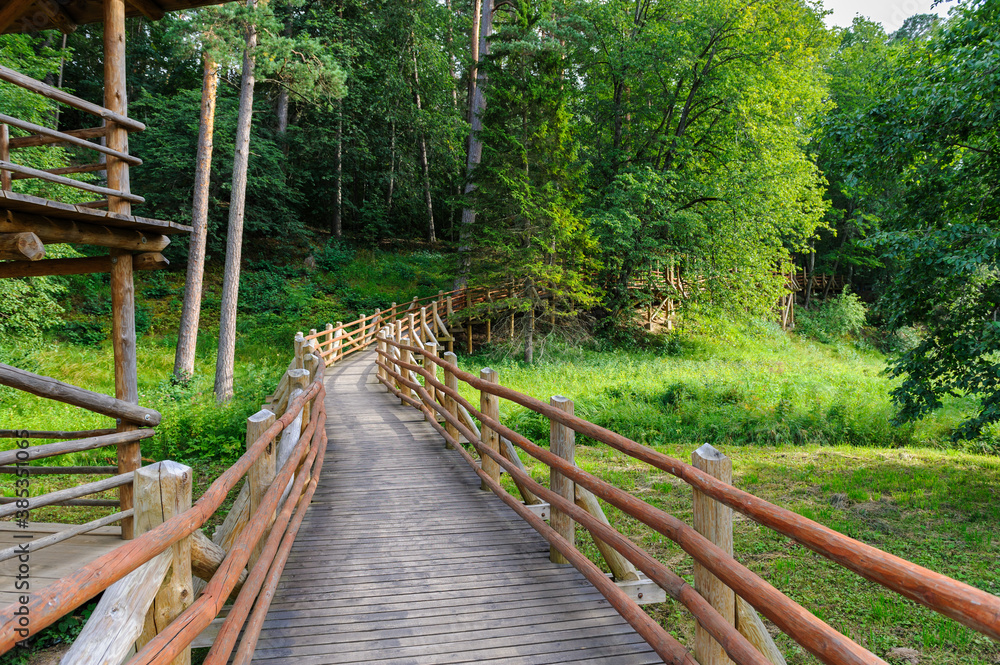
(0, 231, 45, 261)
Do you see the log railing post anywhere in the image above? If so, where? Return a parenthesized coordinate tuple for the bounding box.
(325, 323, 334, 358)
(549, 395, 575, 564)
(304, 353, 320, 384)
(293, 332, 305, 370)
(288, 369, 309, 435)
(247, 409, 277, 570)
(446, 295, 453, 317)
(334, 322, 343, 360)
(0, 123, 10, 191)
(478, 368, 501, 491)
(376, 331, 386, 383)
(134, 461, 193, 664)
(692, 443, 735, 665)
(443, 351, 459, 449)
(424, 341, 438, 407)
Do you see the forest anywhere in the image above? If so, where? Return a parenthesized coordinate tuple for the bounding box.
(2, 0, 1000, 439)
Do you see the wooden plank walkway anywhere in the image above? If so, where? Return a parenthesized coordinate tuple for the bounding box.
(253, 350, 663, 664)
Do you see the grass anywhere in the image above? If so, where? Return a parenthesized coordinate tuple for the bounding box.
(451, 324, 1000, 664)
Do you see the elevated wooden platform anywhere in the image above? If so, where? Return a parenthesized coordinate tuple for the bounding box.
(1, 190, 191, 235)
(0, 522, 122, 606)
(253, 352, 663, 664)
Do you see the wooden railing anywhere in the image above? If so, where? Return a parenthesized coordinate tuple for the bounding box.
(0, 337, 327, 664)
(372, 322, 1000, 664)
(0, 64, 145, 207)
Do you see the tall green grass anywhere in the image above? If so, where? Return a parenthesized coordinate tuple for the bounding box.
(457, 318, 976, 451)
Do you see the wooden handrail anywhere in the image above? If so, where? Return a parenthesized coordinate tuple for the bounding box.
(0, 160, 145, 203)
(7, 125, 109, 150)
(0, 113, 142, 165)
(126, 395, 326, 665)
(0, 380, 322, 653)
(0, 428, 117, 439)
(381, 344, 879, 665)
(0, 471, 132, 519)
(0, 65, 146, 132)
(0, 429, 154, 466)
(0, 364, 160, 426)
(384, 337, 1000, 655)
(409, 344, 1000, 641)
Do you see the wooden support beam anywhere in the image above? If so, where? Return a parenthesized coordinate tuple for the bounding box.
(2, 211, 170, 251)
(692, 443, 736, 665)
(0, 231, 44, 261)
(0, 0, 33, 33)
(0, 252, 167, 278)
(549, 395, 575, 564)
(191, 530, 247, 593)
(134, 461, 194, 665)
(0, 363, 160, 426)
(575, 485, 639, 582)
(478, 368, 501, 491)
(247, 409, 277, 570)
(35, 0, 77, 33)
(60, 550, 171, 665)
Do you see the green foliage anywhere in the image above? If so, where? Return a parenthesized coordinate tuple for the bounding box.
(797, 289, 868, 343)
(316, 240, 356, 273)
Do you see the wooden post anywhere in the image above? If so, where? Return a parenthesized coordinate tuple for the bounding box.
(134, 461, 193, 665)
(479, 368, 500, 491)
(420, 307, 429, 344)
(446, 295, 453, 317)
(0, 123, 10, 191)
(424, 341, 437, 419)
(390, 302, 397, 322)
(325, 323, 334, 357)
(376, 331, 386, 382)
(247, 410, 277, 570)
(692, 443, 735, 665)
(334, 322, 343, 360)
(443, 352, 459, 449)
(466, 321, 473, 355)
(304, 353, 320, 383)
(293, 332, 305, 369)
(288, 369, 310, 435)
(510, 314, 515, 340)
(549, 395, 574, 564)
(486, 318, 491, 343)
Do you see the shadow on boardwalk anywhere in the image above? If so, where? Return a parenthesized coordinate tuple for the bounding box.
(253, 350, 663, 664)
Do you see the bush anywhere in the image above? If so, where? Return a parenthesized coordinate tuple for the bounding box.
(316, 240, 355, 274)
(798, 288, 867, 343)
(61, 321, 105, 346)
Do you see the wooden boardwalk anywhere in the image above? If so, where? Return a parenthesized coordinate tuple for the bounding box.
(253, 351, 663, 664)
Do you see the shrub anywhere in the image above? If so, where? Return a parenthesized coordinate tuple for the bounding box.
(798, 288, 867, 343)
(61, 321, 105, 346)
(316, 240, 355, 273)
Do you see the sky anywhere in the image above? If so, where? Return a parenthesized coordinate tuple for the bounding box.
(823, 0, 952, 32)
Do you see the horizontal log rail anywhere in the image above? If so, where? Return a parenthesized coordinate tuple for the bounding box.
(378, 331, 1000, 662)
(0, 465, 118, 475)
(0, 113, 142, 165)
(0, 428, 117, 439)
(6, 125, 109, 150)
(0, 471, 132, 519)
(0, 65, 146, 132)
(0, 428, 154, 466)
(0, 363, 161, 426)
(0, 510, 132, 563)
(0, 160, 145, 204)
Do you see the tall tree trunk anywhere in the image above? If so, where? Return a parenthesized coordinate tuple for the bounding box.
(333, 100, 342, 237)
(467, 0, 482, 116)
(386, 119, 396, 211)
(174, 52, 219, 382)
(444, 0, 458, 110)
(214, 5, 257, 402)
(411, 46, 435, 242)
(276, 22, 292, 153)
(455, 0, 493, 287)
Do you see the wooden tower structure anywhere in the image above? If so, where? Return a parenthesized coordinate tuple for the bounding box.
(0, 0, 230, 538)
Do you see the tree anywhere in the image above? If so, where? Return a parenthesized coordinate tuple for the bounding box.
(836, 0, 1000, 438)
(472, 0, 598, 360)
(213, 0, 346, 401)
(572, 0, 833, 322)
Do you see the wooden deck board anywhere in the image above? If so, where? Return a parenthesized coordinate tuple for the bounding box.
(254, 351, 662, 664)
